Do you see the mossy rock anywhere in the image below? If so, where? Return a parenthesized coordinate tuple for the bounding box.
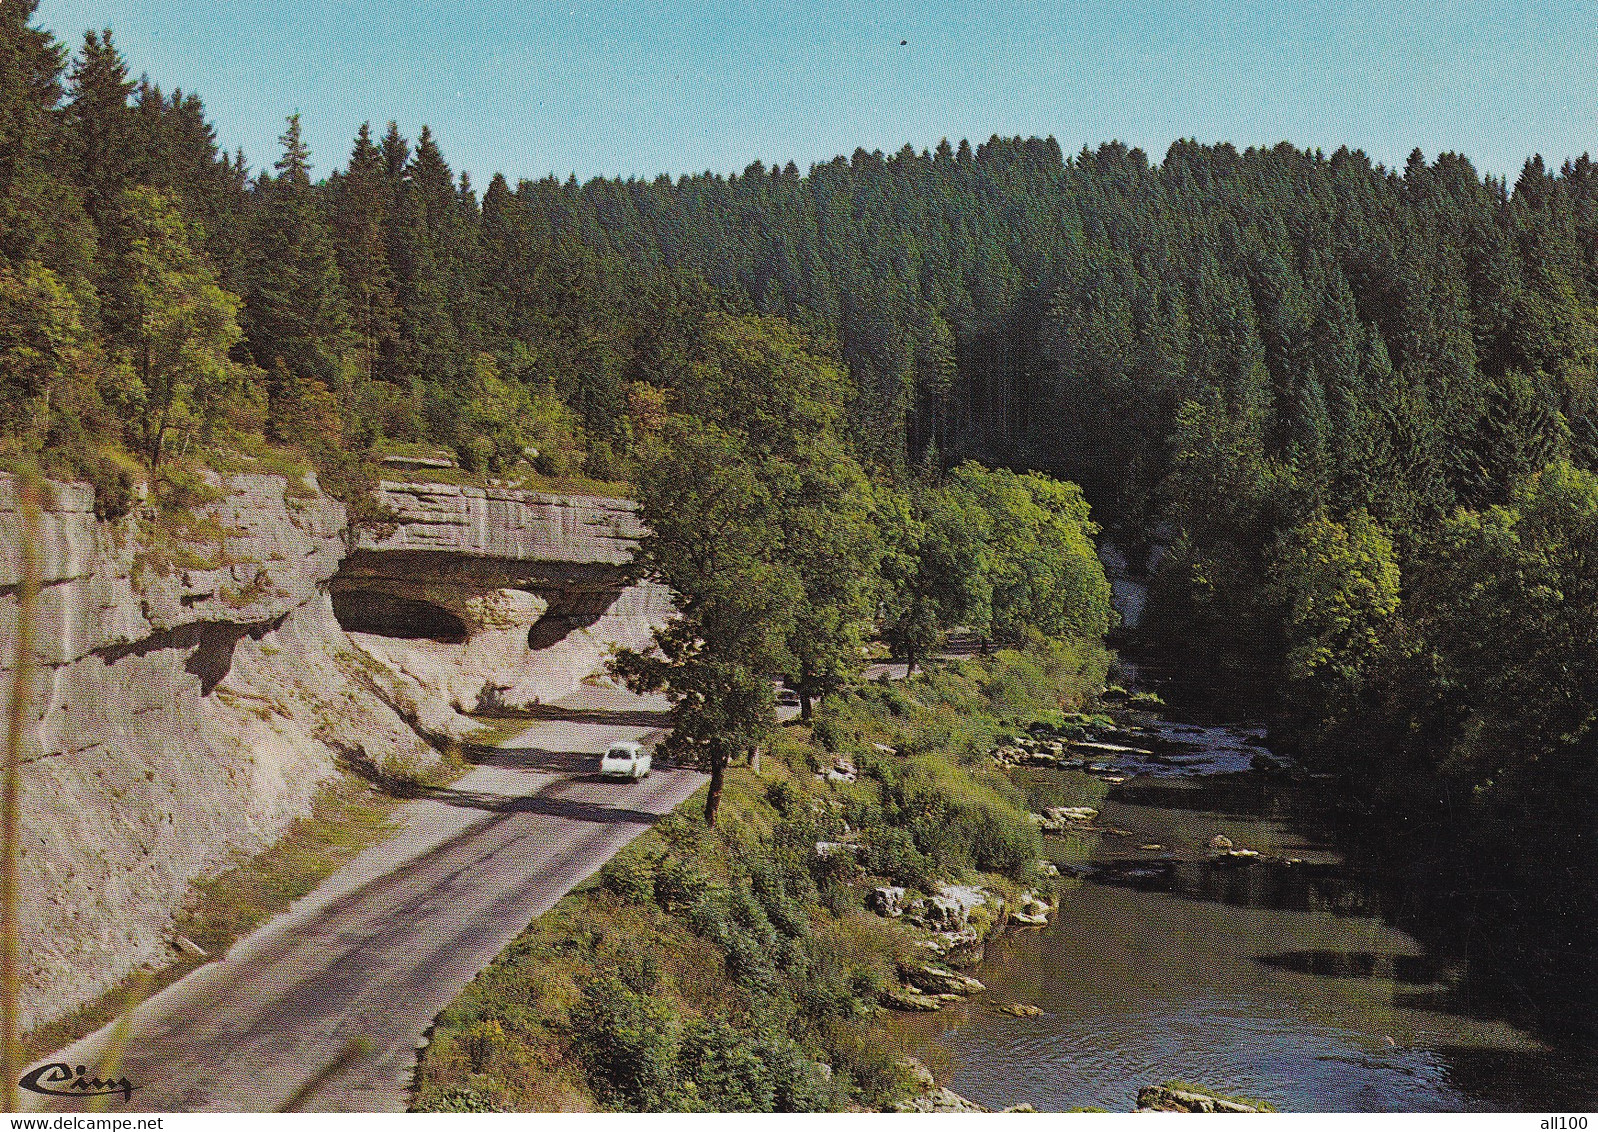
(880, 986, 943, 1012)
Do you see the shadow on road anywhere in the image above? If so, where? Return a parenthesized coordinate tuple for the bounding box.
(332, 739, 675, 826)
(471, 745, 679, 774)
(418, 784, 667, 825)
(500, 703, 673, 727)
(469, 745, 595, 774)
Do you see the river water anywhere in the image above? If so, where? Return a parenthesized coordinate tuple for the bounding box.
(890, 715, 1598, 1112)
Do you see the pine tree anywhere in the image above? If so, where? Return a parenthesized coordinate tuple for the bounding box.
(63, 29, 134, 230)
(329, 122, 400, 387)
(1, 4, 93, 282)
(244, 114, 353, 404)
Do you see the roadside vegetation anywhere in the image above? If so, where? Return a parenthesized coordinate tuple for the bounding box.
(411, 635, 1109, 1112)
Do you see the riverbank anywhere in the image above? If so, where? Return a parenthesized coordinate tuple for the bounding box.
(408, 635, 1110, 1112)
(883, 704, 1598, 1113)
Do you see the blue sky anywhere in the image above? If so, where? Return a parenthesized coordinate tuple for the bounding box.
(32, 0, 1598, 186)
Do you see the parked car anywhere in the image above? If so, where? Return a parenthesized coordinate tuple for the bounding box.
(776, 688, 801, 708)
(599, 740, 652, 779)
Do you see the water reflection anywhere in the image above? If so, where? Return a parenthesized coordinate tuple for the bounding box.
(1257, 950, 1452, 984)
(888, 712, 1598, 1111)
(1091, 856, 1377, 918)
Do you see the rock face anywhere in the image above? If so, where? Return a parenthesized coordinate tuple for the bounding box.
(0, 471, 669, 1033)
(360, 479, 644, 565)
(332, 481, 672, 720)
(1135, 1084, 1269, 1113)
(891, 1059, 992, 1113)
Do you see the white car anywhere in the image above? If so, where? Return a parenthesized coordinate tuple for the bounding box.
(599, 740, 652, 779)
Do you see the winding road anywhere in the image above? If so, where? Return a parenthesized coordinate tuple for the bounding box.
(21, 684, 704, 1112)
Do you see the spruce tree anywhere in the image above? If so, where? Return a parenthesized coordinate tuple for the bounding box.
(244, 113, 354, 413)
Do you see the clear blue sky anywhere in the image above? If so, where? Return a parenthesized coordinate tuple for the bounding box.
(31, 0, 1598, 186)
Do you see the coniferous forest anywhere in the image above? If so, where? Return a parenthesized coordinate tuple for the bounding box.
(4, 2, 1595, 1040)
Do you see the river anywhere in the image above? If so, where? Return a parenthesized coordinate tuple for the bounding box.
(889, 713, 1598, 1111)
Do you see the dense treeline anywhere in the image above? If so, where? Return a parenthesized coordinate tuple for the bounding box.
(4, 3, 1594, 1032)
(1, 2, 1114, 818)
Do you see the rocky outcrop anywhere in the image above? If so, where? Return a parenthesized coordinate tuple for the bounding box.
(2, 472, 437, 1031)
(902, 962, 985, 996)
(332, 481, 671, 721)
(1135, 1084, 1271, 1113)
(361, 479, 644, 565)
(868, 885, 907, 918)
(891, 1059, 992, 1113)
(1, 471, 667, 1033)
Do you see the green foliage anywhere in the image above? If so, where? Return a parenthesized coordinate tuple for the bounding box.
(949, 462, 1114, 645)
(14, 0, 1598, 1049)
(599, 850, 657, 904)
(876, 755, 1038, 878)
(1288, 459, 1598, 1032)
(1271, 508, 1400, 701)
(447, 351, 584, 475)
(611, 416, 799, 824)
(414, 637, 1104, 1112)
(0, 260, 101, 446)
(878, 476, 991, 671)
(246, 114, 353, 391)
(115, 186, 257, 468)
(568, 976, 681, 1110)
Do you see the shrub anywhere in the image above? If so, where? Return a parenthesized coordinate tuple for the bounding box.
(654, 856, 714, 912)
(675, 1018, 775, 1111)
(421, 1086, 501, 1112)
(749, 857, 814, 938)
(462, 1019, 505, 1072)
(600, 852, 656, 904)
(760, 1031, 837, 1112)
(618, 953, 662, 995)
(860, 825, 933, 889)
(683, 888, 782, 993)
(883, 757, 1039, 879)
(791, 931, 878, 1025)
(764, 780, 796, 816)
(820, 1019, 909, 1107)
(568, 976, 680, 1110)
(817, 878, 858, 915)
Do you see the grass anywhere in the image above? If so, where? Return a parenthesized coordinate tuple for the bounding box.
(376, 461, 632, 500)
(410, 635, 1112, 1113)
(208, 440, 319, 495)
(129, 462, 250, 578)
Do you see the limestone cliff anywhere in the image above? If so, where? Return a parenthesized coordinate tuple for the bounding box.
(0, 471, 666, 1032)
(333, 480, 673, 725)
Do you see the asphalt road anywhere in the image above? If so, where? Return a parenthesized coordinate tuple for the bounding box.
(21, 684, 704, 1112)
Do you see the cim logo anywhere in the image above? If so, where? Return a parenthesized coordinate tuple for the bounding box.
(18, 1063, 139, 1104)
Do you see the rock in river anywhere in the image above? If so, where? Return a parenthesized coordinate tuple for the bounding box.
(1135, 1084, 1269, 1113)
(904, 962, 986, 996)
(880, 986, 943, 1012)
(994, 1002, 1044, 1017)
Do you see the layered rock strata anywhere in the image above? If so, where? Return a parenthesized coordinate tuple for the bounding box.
(0, 471, 666, 1031)
(331, 481, 672, 720)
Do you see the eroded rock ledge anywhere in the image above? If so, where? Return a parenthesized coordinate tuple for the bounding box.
(333, 481, 671, 721)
